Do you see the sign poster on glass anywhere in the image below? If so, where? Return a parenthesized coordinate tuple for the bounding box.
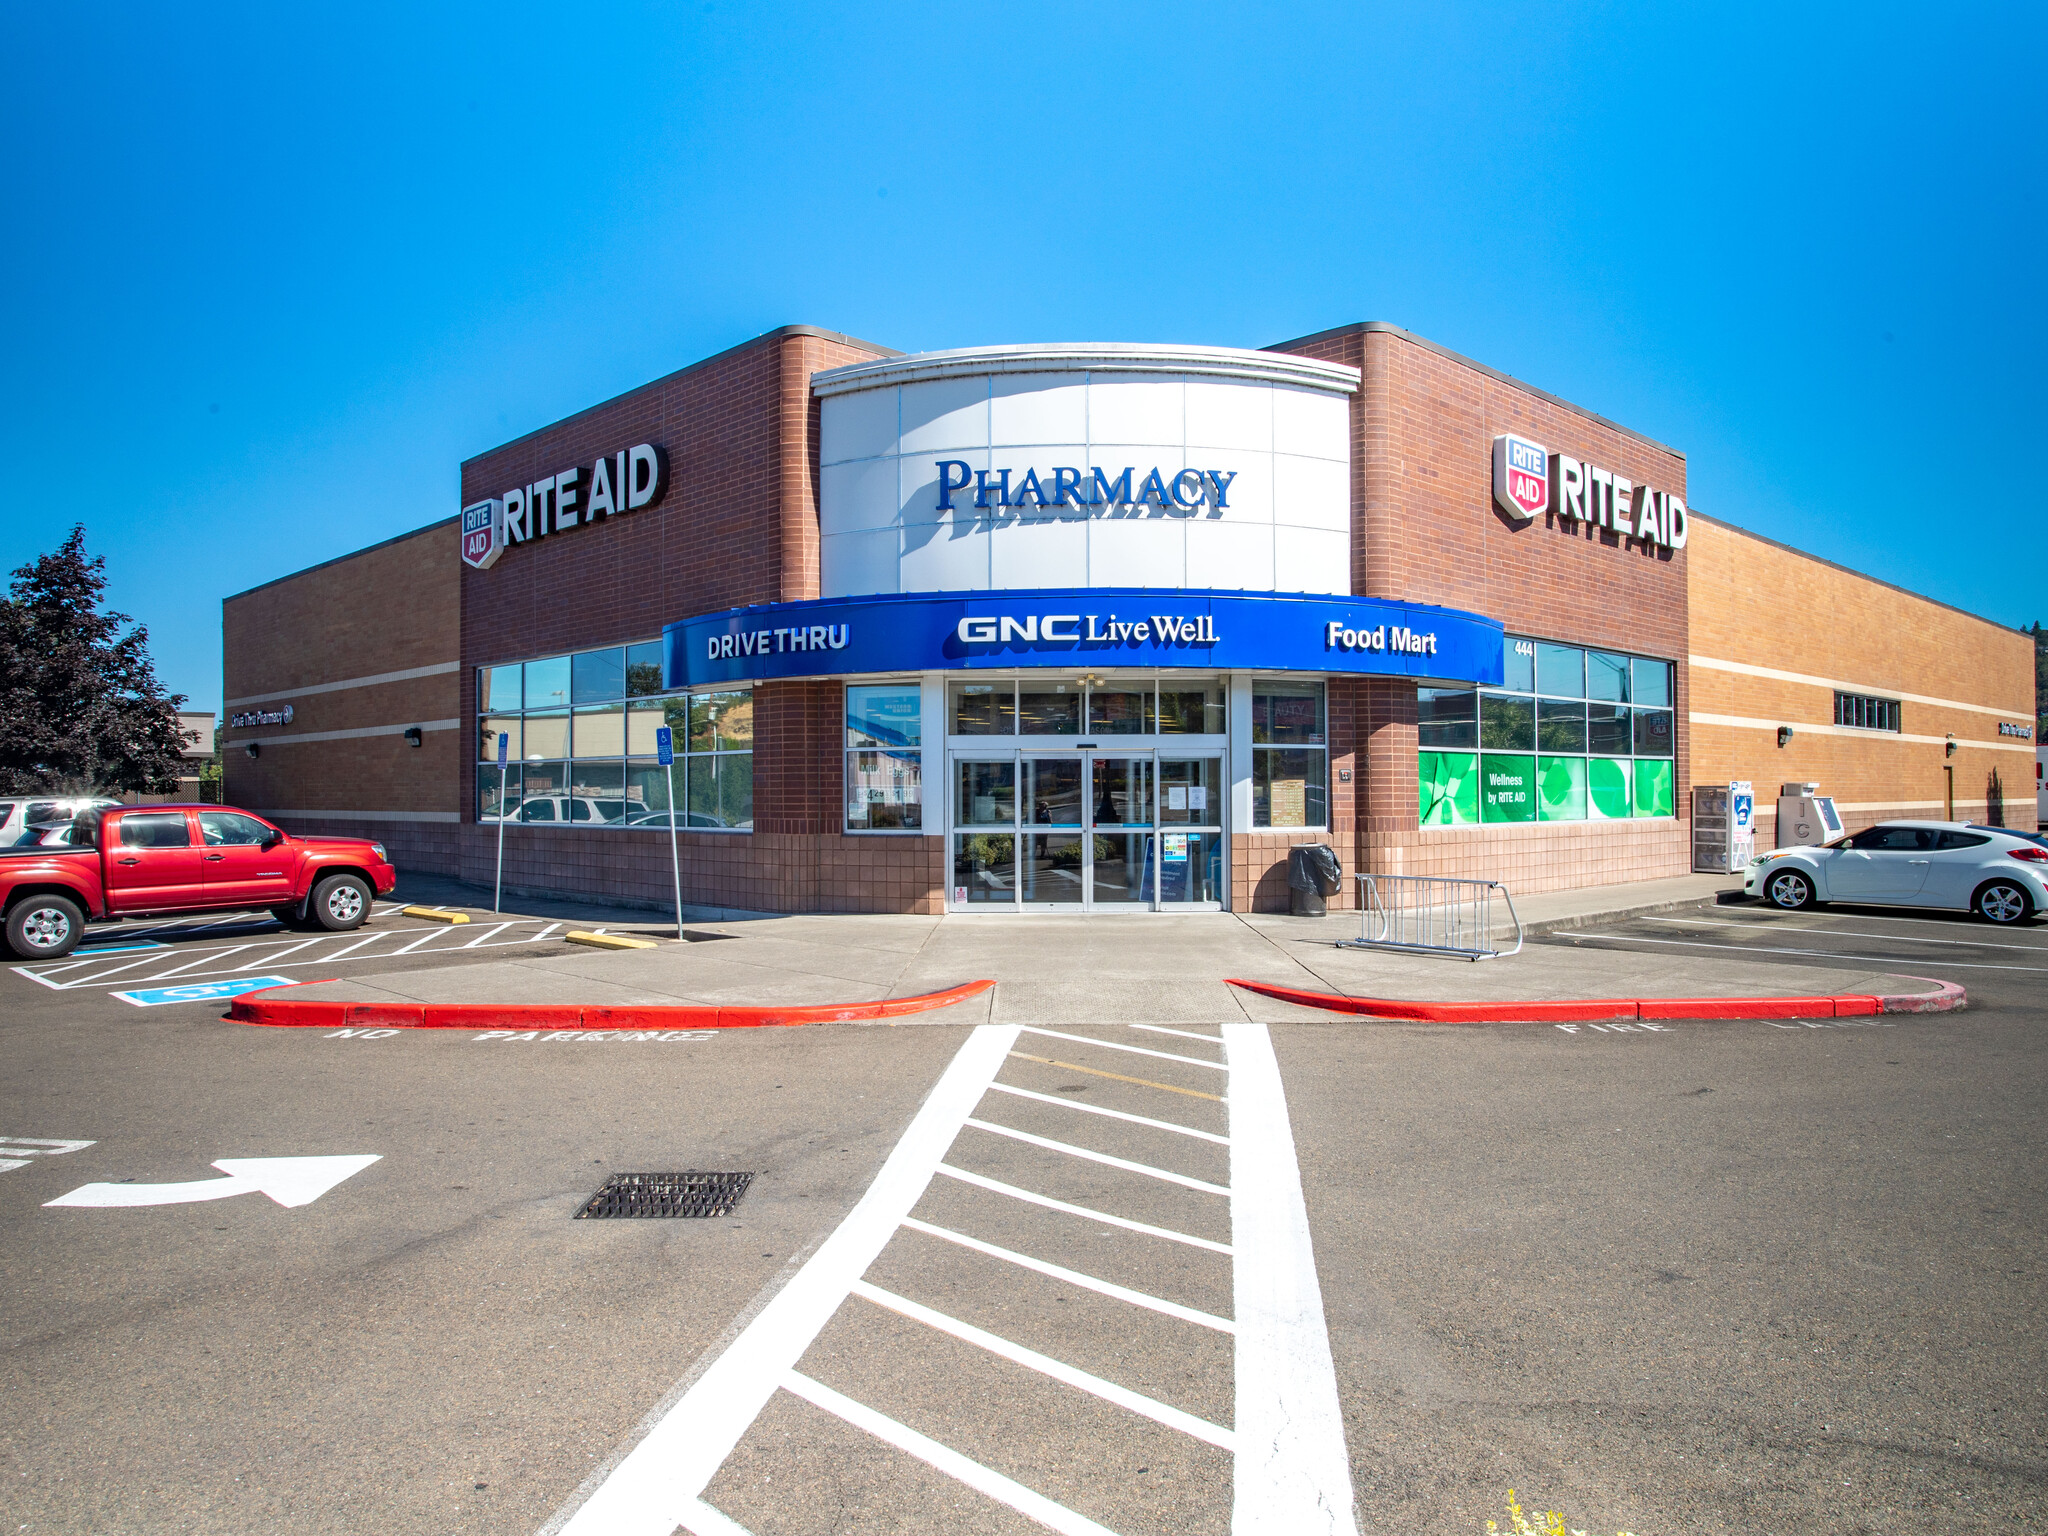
(1189, 785, 1207, 812)
(1163, 832, 1189, 861)
(1167, 786, 1188, 811)
(1481, 755, 1535, 822)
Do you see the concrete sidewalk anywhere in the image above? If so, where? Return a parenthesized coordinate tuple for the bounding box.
(282, 901, 1948, 1027)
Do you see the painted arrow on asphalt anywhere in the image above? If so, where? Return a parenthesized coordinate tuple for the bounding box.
(44, 1155, 381, 1209)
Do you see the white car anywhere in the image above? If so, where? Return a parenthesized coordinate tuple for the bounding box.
(1745, 820, 2048, 923)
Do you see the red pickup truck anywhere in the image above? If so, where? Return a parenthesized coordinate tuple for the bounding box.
(0, 804, 397, 960)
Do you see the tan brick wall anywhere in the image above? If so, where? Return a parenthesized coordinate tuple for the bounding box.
(1689, 517, 2037, 833)
(221, 521, 462, 841)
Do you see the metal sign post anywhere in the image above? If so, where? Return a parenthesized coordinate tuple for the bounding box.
(657, 726, 682, 938)
(492, 731, 510, 913)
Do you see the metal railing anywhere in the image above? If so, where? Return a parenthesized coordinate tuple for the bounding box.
(1339, 873, 1522, 961)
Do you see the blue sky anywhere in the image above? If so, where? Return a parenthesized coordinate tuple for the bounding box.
(3, 2, 2039, 715)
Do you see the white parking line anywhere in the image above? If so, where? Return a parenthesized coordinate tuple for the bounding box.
(935, 1164, 1234, 1254)
(782, 1371, 1119, 1536)
(145, 942, 258, 980)
(851, 1280, 1237, 1449)
(1574, 931, 2048, 973)
(1643, 914, 2048, 951)
(985, 1081, 1231, 1144)
(899, 1217, 1235, 1333)
(461, 922, 516, 948)
(1132, 1023, 1228, 1042)
(963, 1117, 1233, 1195)
(547, 1021, 1357, 1536)
(1222, 1022, 1357, 1535)
(1021, 1026, 1229, 1070)
(553, 1025, 1020, 1536)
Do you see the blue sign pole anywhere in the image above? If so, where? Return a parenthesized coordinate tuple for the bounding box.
(656, 726, 681, 938)
(493, 729, 510, 913)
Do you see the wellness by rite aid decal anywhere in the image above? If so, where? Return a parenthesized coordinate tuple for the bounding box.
(460, 443, 669, 570)
(1492, 433, 1688, 552)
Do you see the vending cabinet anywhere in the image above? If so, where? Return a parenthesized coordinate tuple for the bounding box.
(1691, 780, 1756, 873)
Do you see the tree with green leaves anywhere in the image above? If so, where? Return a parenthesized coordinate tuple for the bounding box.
(0, 527, 189, 796)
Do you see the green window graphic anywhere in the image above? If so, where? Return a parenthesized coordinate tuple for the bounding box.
(1537, 755, 1586, 821)
(1480, 754, 1536, 823)
(1418, 751, 1478, 826)
(1634, 758, 1675, 818)
(1588, 757, 1633, 819)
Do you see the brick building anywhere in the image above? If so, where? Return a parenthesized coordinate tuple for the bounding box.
(220, 322, 2037, 915)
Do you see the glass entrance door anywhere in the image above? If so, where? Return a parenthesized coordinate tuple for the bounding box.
(950, 751, 1216, 911)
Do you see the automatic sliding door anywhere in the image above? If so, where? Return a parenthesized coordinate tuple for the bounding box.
(1088, 756, 1154, 906)
(951, 759, 1017, 907)
(1021, 757, 1085, 907)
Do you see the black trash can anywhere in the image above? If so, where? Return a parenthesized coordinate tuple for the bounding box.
(1288, 844, 1343, 916)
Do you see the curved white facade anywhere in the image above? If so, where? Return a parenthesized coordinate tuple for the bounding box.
(812, 344, 1359, 598)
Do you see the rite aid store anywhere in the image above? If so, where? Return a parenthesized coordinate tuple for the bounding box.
(220, 322, 2038, 915)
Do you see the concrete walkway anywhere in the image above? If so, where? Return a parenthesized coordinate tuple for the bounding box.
(291, 882, 1950, 1025)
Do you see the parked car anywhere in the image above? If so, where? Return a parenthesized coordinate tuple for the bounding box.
(0, 796, 120, 846)
(622, 809, 740, 829)
(480, 795, 629, 824)
(1746, 820, 2048, 923)
(0, 804, 397, 959)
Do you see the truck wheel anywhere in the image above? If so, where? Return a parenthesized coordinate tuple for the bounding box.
(308, 873, 372, 932)
(7, 894, 85, 959)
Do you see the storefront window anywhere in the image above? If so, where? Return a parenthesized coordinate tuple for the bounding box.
(1429, 635, 1676, 825)
(1158, 684, 1226, 735)
(572, 647, 625, 704)
(1418, 689, 1477, 750)
(625, 641, 664, 696)
(847, 684, 923, 832)
(524, 656, 570, 711)
(951, 681, 1016, 735)
(475, 649, 752, 832)
(1253, 681, 1326, 829)
(1019, 681, 1082, 735)
(480, 664, 522, 713)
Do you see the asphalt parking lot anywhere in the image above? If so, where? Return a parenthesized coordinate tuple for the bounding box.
(0, 895, 2042, 1535)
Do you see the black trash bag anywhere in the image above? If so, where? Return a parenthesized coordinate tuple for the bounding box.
(1288, 844, 1343, 916)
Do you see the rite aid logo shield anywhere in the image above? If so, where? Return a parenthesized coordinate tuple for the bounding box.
(460, 498, 507, 570)
(1491, 434, 1548, 521)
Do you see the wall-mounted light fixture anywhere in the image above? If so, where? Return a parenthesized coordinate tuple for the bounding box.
(1777, 726, 1794, 748)
(245, 742, 260, 759)
(1945, 734, 1957, 758)
(403, 727, 423, 748)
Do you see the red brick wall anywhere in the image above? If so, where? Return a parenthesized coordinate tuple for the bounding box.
(451, 327, 947, 913)
(1269, 323, 1693, 897)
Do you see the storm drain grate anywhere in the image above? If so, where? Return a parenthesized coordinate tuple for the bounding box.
(575, 1171, 753, 1219)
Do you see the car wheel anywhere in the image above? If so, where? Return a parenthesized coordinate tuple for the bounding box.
(309, 873, 372, 932)
(7, 894, 84, 959)
(1764, 869, 1816, 910)
(1973, 880, 2033, 925)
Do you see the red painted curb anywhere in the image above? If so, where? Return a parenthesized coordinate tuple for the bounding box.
(229, 978, 996, 1029)
(1224, 977, 1964, 1022)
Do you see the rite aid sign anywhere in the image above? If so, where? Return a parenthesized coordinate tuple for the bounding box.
(460, 443, 669, 570)
(1492, 433, 1689, 551)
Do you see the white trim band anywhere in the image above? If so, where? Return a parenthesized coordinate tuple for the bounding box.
(235, 720, 461, 747)
(225, 661, 460, 709)
(1689, 654, 2030, 722)
(812, 342, 1361, 398)
(1689, 712, 2034, 753)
